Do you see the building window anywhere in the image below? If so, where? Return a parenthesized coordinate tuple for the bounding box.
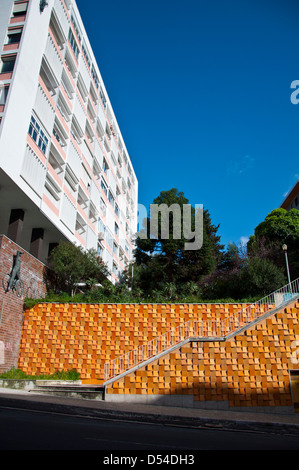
(0, 55, 16, 74)
(71, 13, 82, 43)
(114, 222, 119, 236)
(82, 41, 91, 69)
(0, 85, 9, 106)
(68, 28, 79, 61)
(12, 2, 28, 17)
(100, 178, 108, 197)
(115, 203, 119, 218)
(108, 190, 115, 207)
(6, 28, 22, 45)
(91, 65, 99, 89)
(99, 87, 106, 109)
(28, 115, 49, 154)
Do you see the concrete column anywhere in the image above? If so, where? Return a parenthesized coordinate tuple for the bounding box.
(30, 228, 44, 259)
(7, 209, 24, 244)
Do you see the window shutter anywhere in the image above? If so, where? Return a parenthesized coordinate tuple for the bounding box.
(13, 3, 28, 14)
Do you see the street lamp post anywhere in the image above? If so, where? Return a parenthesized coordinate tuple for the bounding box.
(282, 244, 291, 289)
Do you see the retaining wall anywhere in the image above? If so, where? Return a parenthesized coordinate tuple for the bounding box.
(17, 301, 299, 410)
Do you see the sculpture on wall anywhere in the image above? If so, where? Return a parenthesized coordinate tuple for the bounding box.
(39, 0, 49, 13)
(2, 251, 24, 297)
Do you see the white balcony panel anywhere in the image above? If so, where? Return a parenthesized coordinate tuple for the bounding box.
(60, 193, 76, 233)
(90, 180, 101, 209)
(86, 225, 97, 250)
(44, 33, 63, 83)
(110, 137, 119, 160)
(53, 0, 70, 40)
(109, 172, 117, 196)
(67, 141, 82, 179)
(97, 102, 107, 133)
(21, 145, 46, 198)
(104, 249, 113, 272)
(81, 139, 93, 169)
(73, 95, 86, 137)
(78, 58, 90, 93)
(94, 139, 103, 167)
(33, 83, 55, 134)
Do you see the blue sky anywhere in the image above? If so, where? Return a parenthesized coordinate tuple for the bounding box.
(76, 0, 299, 249)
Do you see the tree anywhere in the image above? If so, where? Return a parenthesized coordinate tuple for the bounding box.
(48, 241, 109, 296)
(199, 242, 247, 300)
(134, 188, 223, 296)
(248, 208, 299, 280)
(239, 257, 286, 297)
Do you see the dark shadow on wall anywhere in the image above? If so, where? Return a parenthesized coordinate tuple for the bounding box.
(108, 382, 295, 412)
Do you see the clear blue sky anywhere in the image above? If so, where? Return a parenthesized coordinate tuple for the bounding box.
(76, 0, 299, 249)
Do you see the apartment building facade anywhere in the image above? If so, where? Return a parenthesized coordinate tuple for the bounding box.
(0, 0, 138, 283)
(281, 179, 299, 212)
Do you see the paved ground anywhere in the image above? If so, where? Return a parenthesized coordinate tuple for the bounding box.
(0, 387, 299, 436)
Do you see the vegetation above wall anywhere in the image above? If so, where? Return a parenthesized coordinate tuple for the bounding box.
(0, 368, 80, 381)
(23, 286, 261, 310)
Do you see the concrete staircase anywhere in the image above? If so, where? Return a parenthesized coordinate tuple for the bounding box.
(29, 381, 105, 400)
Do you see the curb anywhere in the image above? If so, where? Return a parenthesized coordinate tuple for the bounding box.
(1, 393, 299, 437)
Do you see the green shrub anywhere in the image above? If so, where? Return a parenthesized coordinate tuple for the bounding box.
(0, 368, 80, 381)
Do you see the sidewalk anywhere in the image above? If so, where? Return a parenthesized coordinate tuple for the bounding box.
(0, 387, 299, 435)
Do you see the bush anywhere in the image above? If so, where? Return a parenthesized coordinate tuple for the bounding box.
(240, 257, 286, 297)
(0, 368, 80, 381)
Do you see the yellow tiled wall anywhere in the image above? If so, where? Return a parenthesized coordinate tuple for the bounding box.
(18, 302, 299, 408)
(107, 303, 299, 408)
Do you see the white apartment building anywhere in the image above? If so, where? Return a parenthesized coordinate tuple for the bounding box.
(0, 0, 138, 283)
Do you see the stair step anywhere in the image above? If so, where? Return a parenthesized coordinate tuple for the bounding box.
(29, 381, 105, 400)
(29, 389, 104, 400)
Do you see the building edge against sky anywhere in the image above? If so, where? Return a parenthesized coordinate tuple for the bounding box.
(0, 0, 138, 284)
(280, 179, 299, 212)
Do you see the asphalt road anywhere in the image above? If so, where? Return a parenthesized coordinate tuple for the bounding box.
(0, 399, 299, 452)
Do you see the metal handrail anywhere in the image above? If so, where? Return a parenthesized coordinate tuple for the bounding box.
(104, 277, 299, 381)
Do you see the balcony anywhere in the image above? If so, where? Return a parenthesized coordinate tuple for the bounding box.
(60, 193, 76, 233)
(44, 170, 62, 204)
(78, 62, 90, 98)
(97, 100, 106, 134)
(21, 145, 47, 198)
(61, 68, 75, 102)
(86, 225, 97, 250)
(75, 211, 87, 238)
(67, 140, 82, 179)
(77, 186, 89, 217)
(90, 180, 101, 208)
(33, 83, 55, 135)
(73, 95, 86, 137)
(65, 47, 77, 80)
(57, 90, 72, 124)
(53, 0, 70, 44)
(49, 142, 65, 176)
(44, 33, 63, 84)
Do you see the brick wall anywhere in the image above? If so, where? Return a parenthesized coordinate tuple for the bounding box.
(0, 235, 47, 373)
